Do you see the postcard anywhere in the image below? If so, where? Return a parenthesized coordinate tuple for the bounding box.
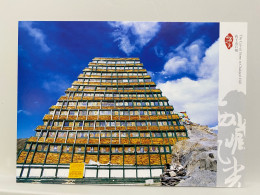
(16, 21, 247, 187)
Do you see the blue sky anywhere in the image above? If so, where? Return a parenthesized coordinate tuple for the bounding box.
(18, 21, 219, 138)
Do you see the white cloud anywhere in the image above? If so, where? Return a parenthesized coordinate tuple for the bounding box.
(161, 56, 188, 75)
(161, 39, 205, 76)
(43, 74, 70, 94)
(185, 40, 202, 65)
(20, 22, 51, 52)
(108, 21, 160, 55)
(115, 34, 136, 55)
(157, 40, 219, 126)
(18, 110, 31, 115)
(154, 45, 164, 57)
(197, 40, 219, 79)
(157, 77, 218, 126)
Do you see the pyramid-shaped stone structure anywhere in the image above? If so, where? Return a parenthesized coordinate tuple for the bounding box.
(17, 57, 188, 183)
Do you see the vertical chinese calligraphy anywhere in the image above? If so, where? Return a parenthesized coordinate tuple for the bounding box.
(218, 90, 246, 187)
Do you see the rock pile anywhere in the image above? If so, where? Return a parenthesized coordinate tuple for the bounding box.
(161, 123, 218, 187)
(160, 163, 188, 186)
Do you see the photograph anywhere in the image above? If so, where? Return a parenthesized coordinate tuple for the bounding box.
(16, 21, 219, 186)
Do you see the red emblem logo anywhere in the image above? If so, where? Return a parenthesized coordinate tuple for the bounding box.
(225, 33, 233, 49)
